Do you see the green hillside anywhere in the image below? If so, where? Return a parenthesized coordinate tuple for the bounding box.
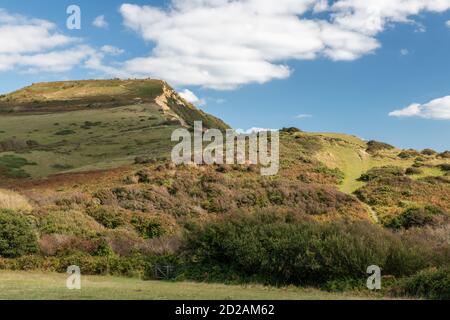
(0, 80, 228, 179)
(0, 81, 449, 300)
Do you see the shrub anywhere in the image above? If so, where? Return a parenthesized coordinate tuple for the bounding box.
(131, 215, 165, 239)
(94, 240, 115, 257)
(438, 164, 450, 172)
(359, 166, 405, 182)
(366, 140, 394, 154)
(136, 169, 152, 183)
(86, 206, 125, 229)
(405, 167, 423, 175)
(39, 234, 96, 256)
(421, 149, 437, 156)
(398, 268, 450, 299)
(0, 210, 38, 258)
(438, 151, 450, 159)
(386, 206, 448, 230)
(398, 149, 420, 159)
(183, 212, 402, 285)
(280, 127, 302, 134)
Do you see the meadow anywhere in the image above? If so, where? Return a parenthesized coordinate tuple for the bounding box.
(0, 271, 381, 300)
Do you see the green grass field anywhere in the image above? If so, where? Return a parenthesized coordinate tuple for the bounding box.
(0, 271, 380, 300)
(0, 104, 177, 178)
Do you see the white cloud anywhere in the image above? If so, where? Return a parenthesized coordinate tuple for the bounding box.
(118, 1, 375, 89)
(0, 9, 75, 54)
(446, 20, 450, 27)
(389, 96, 450, 120)
(101, 45, 124, 56)
(118, 0, 450, 89)
(93, 15, 108, 29)
(179, 89, 206, 106)
(400, 48, 409, 55)
(0, 10, 99, 73)
(330, 0, 450, 36)
(295, 114, 313, 119)
(0, 9, 123, 76)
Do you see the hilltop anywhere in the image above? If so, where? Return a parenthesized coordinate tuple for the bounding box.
(0, 79, 228, 178)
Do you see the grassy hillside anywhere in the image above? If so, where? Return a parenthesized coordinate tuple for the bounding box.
(0, 81, 449, 300)
(0, 80, 228, 179)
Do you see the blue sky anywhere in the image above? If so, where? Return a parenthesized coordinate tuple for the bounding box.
(0, 0, 450, 151)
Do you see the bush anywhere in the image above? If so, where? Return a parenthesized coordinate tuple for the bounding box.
(398, 149, 420, 159)
(182, 211, 415, 286)
(0, 210, 38, 258)
(385, 206, 448, 230)
(398, 268, 450, 299)
(87, 206, 125, 229)
(405, 167, 423, 175)
(366, 140, 394, 154)
(136, 170, 152, 183)
(421, 149, 437, 156)
(131, 215, 165, 239)
(359, 166, 405, 182)
(438, 151, 450, 159)
(438, 164, 450, 172)
(280, 127, 302, 134)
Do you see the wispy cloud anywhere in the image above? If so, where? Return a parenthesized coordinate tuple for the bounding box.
(295, 114, 313, 119)
(101, 45, 124, 56)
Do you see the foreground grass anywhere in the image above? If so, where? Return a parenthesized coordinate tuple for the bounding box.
(0, 271, 379, 300)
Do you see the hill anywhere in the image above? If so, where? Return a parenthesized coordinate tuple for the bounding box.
(0, 80, 449, 299)
(0, 79, 228, 178)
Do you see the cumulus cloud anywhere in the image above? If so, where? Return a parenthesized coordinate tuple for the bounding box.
(4, 2, 450, 90)
(330, 0, 450, 36)
(0, 9, 119, 75)
(0, 9, 75, 55)
(0, 9, 95, 73)
(389, 96, 450, 120)
(119, 1, 375, 89)
(446, 20, 450, 27)
(117, 0, 450, 89)
(93, 15, 108, 28)
(179, 89, 206, 106)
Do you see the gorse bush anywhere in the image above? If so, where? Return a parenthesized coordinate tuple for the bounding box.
(397, 268, 450, 300)
(405, 167, 423, 175)
(358, 166, 405, 182)
(131, 215, 165, 239)
(182, 211, 434, 286)
(366, 140, 394, 154)
(386, 206, 449, 230)
(87, 206, 125, 229)
(0, 210, 38, 258)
